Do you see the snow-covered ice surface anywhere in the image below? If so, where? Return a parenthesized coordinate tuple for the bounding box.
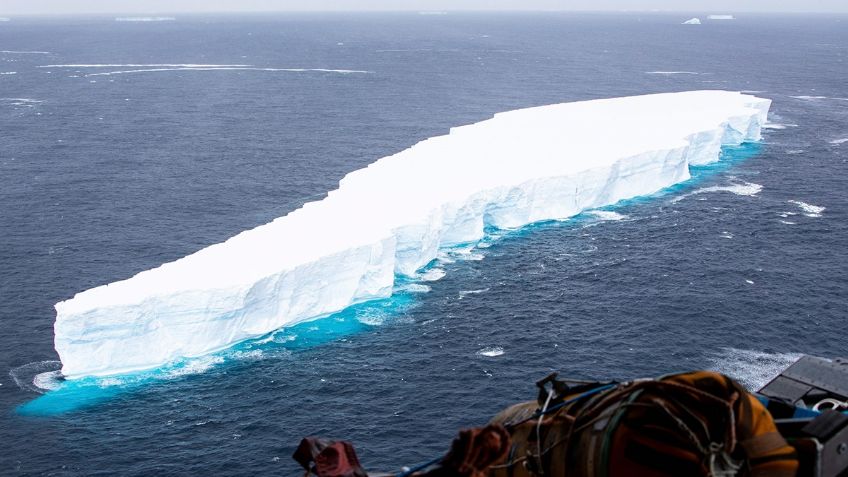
(53, 90, 771, 379)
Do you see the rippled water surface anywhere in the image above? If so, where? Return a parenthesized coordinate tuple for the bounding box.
(1, 12, 847, 475)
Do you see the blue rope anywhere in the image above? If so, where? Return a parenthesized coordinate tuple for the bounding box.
(525, 383, 616, 422)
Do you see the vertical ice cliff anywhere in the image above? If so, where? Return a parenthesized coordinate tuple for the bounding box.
(54, 90, 771, 378)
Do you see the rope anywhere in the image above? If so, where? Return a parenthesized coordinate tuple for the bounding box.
(397, 383, 616, 476)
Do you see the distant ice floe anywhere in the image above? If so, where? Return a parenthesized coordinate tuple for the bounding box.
(477, 347, 504, 357)
(115, 17, 176, 22)
(87, 67, 372, 76)
(707, 14, 735, 20)
(710, 347, 802, 391)
(0, 17, 11, 22)
(38, 64, 372, 76)
(1, 50, 51, 54)
(1, 97, 43, 107)
(40, 63, 250, 68)
(785, 149, 805, 155)
(672, 181, 762, 203)
(682, 18, 701, 25)
(52, 91, 772, 379)
(829, 138, 848, 145)
(788, 200, 825, 217)
(790, 95, 848, 102)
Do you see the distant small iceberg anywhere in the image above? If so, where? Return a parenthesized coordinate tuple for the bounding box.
(708, 14, 735, 20)
(115, 16, 176, 22)
(0, 17, 11, 22)
(682, 18, 701, 25)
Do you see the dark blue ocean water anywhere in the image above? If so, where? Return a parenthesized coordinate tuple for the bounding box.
(1, 12, 846, 475)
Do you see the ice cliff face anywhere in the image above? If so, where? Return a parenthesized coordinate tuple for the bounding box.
(54, 90, 771, 378)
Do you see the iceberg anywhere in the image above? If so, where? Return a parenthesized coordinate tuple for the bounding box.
(708, 14, 736, 20)
(682, 18, 701, 25)
(54, 90, 771, 379)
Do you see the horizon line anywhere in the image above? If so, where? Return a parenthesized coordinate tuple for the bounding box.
(2, 9, 848, 16)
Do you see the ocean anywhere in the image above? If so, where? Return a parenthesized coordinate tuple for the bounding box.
(1, 12, 846, 475)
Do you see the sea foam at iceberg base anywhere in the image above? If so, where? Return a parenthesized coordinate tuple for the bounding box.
(54, 90, 771, 379)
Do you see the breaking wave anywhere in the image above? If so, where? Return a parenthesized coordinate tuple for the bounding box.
(709, 347, 802, 391)
(788, 200, 825, 217)
(672, 181, 762, 202)
(477, 347, 504, 357)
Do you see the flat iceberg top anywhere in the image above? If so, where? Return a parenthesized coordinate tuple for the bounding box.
(54, 90, 770, 378)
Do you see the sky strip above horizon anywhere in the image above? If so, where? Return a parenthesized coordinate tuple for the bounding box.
(2, 0, 848, 15)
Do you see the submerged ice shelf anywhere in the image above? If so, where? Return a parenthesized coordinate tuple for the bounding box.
(54, 90, 771, 379)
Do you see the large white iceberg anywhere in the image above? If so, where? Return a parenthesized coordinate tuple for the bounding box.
(54, 90, 771, 378)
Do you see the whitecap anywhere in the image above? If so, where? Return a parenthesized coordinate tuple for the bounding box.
(96, 377, 125, 387)
(829, 138, 848, 145)
(720, 231, 733, 239)
(762, 122, 797, 130)
(1, 50, 50, 54)
(789, 95, 828, 100)
(229, 349, 264, 361)
(779, 220, 796, 225)
(459, 288, 489, 299)
(672, 181, 762, 202)
(397, 283, 431, 293)
(418, 268, 446, 282)
(9, 360, 63, 393)
(0, 71, 15, 75)
(785, 149, 805, 155)
(441, 246, 485, 262)
(477, 346, 504, 357)
(32, 370, 64, 391)
(84, 67, 372, 76)
(709, 347, 802, 391)
(1, 97, 42, 104)
(645, 71, 700, 75)
(788, 200, 825, 217)
(164, 355, 224, 379)
(589, 210, 628, 221)
(40, 63, 250, 68)
(356, 311, 387, 326)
